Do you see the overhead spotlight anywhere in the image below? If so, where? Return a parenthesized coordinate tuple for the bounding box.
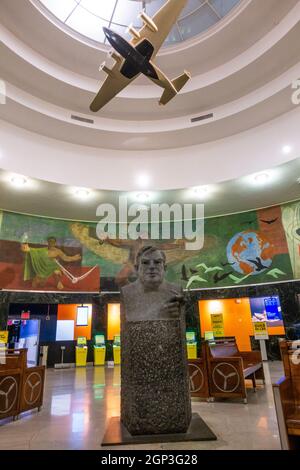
(254, 173, 270, 184)
(74, 188, 91, 199)
(10, 175, 27, 188)
(136, 174, 150, 189)
(282, 145, 292, 155)
(255, 173, 269, 183)
(136, 192, 150, 203)
(193, 186, 210, 198)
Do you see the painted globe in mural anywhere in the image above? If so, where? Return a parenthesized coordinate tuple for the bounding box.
(226, 231, 273, 275)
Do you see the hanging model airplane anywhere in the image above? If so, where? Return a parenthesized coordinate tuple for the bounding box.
(90, 0, 190, 112)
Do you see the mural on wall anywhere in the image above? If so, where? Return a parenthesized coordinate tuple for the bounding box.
(0, 211, 100, 292)
(281, 201, 300, 279)
(0, 201, 298, 292)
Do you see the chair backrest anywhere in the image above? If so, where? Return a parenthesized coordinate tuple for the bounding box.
(208, 342, 239, 358)
(0, 348, 27, 371)
(279, 340, 300, 406)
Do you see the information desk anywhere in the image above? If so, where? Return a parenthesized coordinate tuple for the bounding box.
(75, 337, 88, 367)
(94, 334, 106, 366)
(113, 335, 121, 365)
(186, 330, 197, 359)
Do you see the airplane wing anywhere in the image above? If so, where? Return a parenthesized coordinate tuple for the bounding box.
(131, 0, 188, 58)
(90, 62, 137, 112)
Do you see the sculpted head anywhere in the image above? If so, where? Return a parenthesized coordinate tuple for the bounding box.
(135, 246, 166, 290)
(47, 237, 57, 248)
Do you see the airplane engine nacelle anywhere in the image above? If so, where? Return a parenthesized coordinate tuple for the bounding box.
(99, 62, 115, 78)
(107, 50, 122, 64)
(139, 12, 158, 32)
(127, 24, 141, 40)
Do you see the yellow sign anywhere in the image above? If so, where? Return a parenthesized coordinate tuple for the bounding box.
(254, 321, 269, 340)
(211, 314, 224, 338)
(0, 331, 8, 344)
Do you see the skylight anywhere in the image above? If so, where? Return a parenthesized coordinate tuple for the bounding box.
(35, 0, 241, 47)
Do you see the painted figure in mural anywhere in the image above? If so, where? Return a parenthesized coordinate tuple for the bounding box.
(21, 237, 81, 290)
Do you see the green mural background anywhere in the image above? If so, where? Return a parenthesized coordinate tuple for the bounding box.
(0, 199, 299, 291)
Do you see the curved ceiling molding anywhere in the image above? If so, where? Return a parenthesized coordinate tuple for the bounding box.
(0, 106, 299, 191)
(1, 158, 300, 221)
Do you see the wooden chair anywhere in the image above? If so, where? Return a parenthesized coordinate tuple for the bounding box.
(273, 340, 300, 449)
(188, 343, 210, 400)
(0, 349, 26, 421)
(205, 338, 265, 403)
(0, 348, 45, 422)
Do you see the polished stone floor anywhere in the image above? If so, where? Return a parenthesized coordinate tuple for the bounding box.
(0, 361, 284, 450)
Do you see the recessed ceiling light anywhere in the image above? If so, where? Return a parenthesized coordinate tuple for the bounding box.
(136, 174, 150, 189)
(74, 188, 91, 199)
(136, 192, 150, 202)
(10, 175, 27, 188)
(254, 173, 270, 184)
(282, 145, 292, 155)
(193, 186, 210, 198)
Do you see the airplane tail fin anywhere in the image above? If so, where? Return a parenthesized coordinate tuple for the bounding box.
(159, 71, 191, 106)
(172, 71, 191, 93)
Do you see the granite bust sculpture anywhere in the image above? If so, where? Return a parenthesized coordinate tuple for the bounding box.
(120, 245, 192, 436)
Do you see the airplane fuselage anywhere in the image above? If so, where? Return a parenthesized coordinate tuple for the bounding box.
(103, 27, 158, 80)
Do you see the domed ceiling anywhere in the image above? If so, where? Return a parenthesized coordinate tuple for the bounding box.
(0, 0, 300, 207)
(35, 0, 241, 47)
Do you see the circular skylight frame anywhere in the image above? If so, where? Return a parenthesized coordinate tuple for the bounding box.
(32, 0, 242, 50)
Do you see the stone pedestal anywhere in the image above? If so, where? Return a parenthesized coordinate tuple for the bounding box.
(121, 319, 191, 436)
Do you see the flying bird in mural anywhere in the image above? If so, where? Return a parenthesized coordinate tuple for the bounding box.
(90, 0, 191, 112)
(186, 275, 208, 289)
(189, 267, 199, 274)
(260, 218, 279, 225)
(267, 268, 287, 279)
(221, 261, 235, 267)
(247, 257, 268, 272)
(229, 273, 252, 284)
(213, 271, 234, 284)
(196, 263, 224, 274)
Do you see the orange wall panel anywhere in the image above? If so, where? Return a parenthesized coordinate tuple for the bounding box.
(199, 298, 253, 351)
(107, 303, 121, 340)
(57, 304, 92, 340)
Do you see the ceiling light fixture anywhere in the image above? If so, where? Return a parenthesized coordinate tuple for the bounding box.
(282, 145, 292, 155)
(193, 186, 210, 198)
(136, 174, 150, 189)
(254, 173, 270, 184)
(136, 192, 150, 203)
(74, 188, 91, 199)
(10, 175, 28, 188)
